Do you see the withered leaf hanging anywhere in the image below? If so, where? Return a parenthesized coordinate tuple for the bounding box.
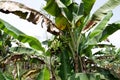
(0, 1, 60, 35)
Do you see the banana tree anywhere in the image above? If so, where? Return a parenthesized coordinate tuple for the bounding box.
(0, 0, 120, 80)
(43, 0, 120, 79)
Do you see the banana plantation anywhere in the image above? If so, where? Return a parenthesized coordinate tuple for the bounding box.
(0, 0, 120, 80)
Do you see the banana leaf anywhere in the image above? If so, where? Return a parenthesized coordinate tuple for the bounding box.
(0, 18, 44, 52)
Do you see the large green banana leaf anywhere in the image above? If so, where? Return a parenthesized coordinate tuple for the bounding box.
(89, 11, 113, 40)
(92, 0, 120, 21)
(85, 0, 120, 30)
(0, 18, 44, 52)
(87, 11, 112, 45)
